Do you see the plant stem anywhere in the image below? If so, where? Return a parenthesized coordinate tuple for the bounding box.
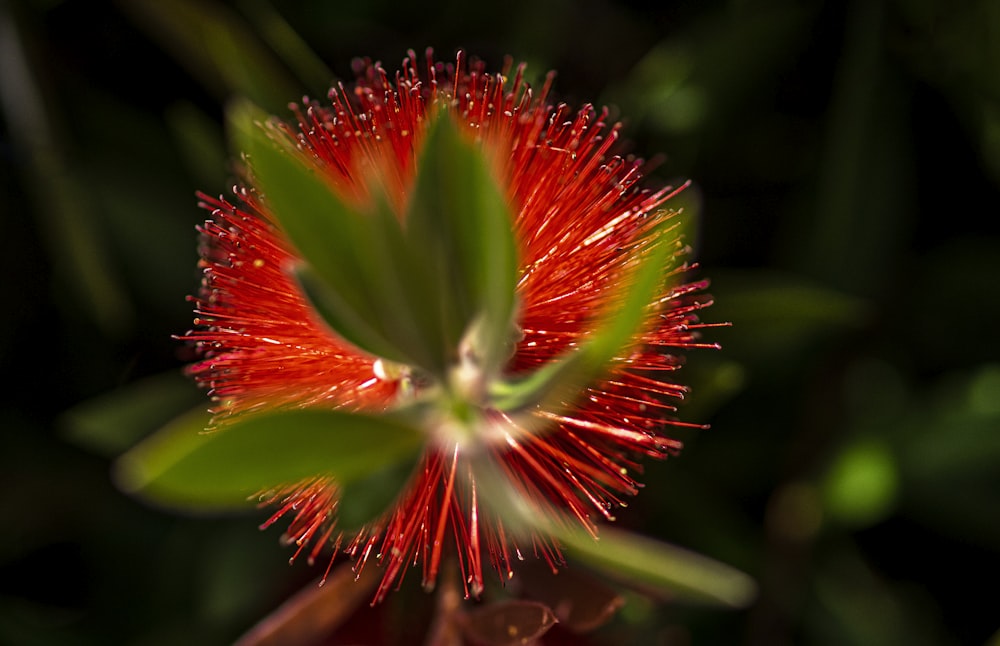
(424, 558, 464, 646)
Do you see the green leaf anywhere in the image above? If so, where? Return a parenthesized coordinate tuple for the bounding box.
(578, 219, 684, 367)
(60, 370, 203, 457)
(709, 270, 868, 369)
(336, 452, 420, 531)
(116, 408, 425, 511)
(557, 525, 757, 609)
(405, 113, 519, 378)
(491, 211, 685, 413)
(230, 105, 522, 381)
(229, 104, 517, 380)
(293, 264, 413, 367)
(230, 102, 437, 370)
(473, 454, 756, 608)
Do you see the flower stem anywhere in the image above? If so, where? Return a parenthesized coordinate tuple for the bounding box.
(424, 558, 464, 646)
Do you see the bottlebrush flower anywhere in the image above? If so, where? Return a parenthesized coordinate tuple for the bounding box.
(183, 49, 715, 602)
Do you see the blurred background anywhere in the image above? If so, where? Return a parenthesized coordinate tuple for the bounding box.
(2, 0, 998, 644)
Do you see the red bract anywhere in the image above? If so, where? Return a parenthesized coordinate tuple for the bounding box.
(185, 50, 715, 602)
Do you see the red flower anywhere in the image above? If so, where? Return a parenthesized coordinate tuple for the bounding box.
(185, 50, 714, 602)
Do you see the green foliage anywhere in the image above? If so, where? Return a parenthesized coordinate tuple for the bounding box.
(231, 106, 518, 382)
(404, 115, 519, 380)
(491, 212, 687, 414)
(231, 102, 426, 368)
(336, 453, 420, 530)
(473, 455, 756, 608)
(60, 371, 204, 457)
(116, 408, 424, 511)
(559, 525, 757, 609)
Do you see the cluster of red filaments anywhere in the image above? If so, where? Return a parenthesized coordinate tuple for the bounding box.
(185, 49, 717, 602)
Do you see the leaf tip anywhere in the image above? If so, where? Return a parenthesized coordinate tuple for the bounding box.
(111, 451, 150, 495)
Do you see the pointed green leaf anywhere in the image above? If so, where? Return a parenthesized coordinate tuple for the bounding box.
(491, 211, 686, 413)
(230, 106, 520, 381)
(229, 103, 467, 378)
(229, 102, 392, 348)
(116, 408, 425, 511)
(473, 455, 754, 608)
(577, 218, 685, 367)
(230, 103, 430, 370)
(557, 526, 757, 609)
(405, 113, 519, 377)
(363, 194, 453, 375)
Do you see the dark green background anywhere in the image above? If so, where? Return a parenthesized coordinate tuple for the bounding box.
(2, 0, 998, 644)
